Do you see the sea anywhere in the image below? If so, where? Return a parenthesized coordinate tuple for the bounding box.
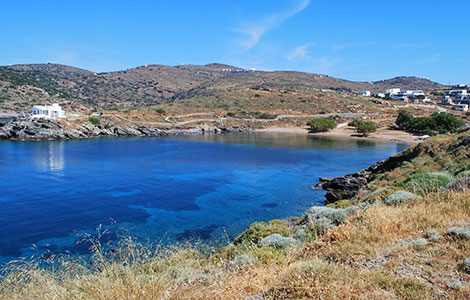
(0, 132, 408, 262)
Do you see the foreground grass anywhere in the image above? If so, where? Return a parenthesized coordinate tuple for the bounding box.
(2, 189, 469, 299)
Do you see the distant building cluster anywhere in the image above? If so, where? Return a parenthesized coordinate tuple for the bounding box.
(360, 88, 430, 103)
(441, 84, 470, 112)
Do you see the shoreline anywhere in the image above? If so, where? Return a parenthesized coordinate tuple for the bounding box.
(256, 125, 423, 144)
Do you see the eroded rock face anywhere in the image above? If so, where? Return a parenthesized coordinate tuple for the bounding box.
(0, 119, 250, 141)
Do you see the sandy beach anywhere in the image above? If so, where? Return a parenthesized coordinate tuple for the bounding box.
(256, 124, 423, 144)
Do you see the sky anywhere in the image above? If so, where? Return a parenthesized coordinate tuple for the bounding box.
(1, 0, 469, 84)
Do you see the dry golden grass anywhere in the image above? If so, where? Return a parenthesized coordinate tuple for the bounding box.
(1, 188, 470, 299)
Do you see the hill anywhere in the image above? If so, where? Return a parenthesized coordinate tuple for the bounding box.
(0, 63, 444, 112)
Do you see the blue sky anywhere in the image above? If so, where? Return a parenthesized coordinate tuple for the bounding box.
(1, 0, 469, 84)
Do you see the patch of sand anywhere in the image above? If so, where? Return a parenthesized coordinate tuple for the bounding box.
(256, 124, 423, 144)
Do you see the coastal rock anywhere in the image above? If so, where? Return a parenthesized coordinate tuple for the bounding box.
(113, 126, 142, 136)
(319, 174, 368, 204)
(0, 118, 251, 141)
(317, 144, 423, 203)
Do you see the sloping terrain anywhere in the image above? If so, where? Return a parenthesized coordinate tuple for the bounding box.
(0, 63, 444, 112)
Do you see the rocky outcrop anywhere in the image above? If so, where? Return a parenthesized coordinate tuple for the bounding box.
(315, 144, 422, 204)
(0, 118, 250, 141)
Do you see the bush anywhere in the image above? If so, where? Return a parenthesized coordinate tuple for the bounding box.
(457, 170, 470, 178)
(395, 110, 464, 134)
(348, 119, 363, 127)
(408, 238, 428, 247)
(399, 172, 454, 194)
(88, 117, 100, 125)
(446, 177, 470, 191)
(447, 227, 470, 239)
(155, 108, 166, 114)
(259, 234, 296, 248)
(427, 229, 441, 241)
(363, 187, 401, 203)
(233, 220, 290, 246)
(307, 118, 337, 132)
(396, 110, 413, 129)
(356, 121, 377, 136)
(258, 113, 277, 120)
(384, 191, 419, 206)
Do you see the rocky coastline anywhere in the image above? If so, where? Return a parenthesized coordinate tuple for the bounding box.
(315, 142, 421, 203)
(0, 117, 250, 141)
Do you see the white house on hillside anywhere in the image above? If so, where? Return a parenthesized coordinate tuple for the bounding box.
(31, 103, 65, 119)
(360, 90, 371, 97)
(385, 88, 401, 96)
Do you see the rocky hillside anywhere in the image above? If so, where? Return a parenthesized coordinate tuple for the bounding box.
(0, 63, 444, 112)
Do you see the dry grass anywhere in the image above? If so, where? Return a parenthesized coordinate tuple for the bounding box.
(2, 189, 469, 299)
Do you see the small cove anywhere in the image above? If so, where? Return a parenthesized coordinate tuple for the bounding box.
(0, 133, 408, 262)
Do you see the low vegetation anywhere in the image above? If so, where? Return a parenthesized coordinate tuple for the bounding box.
(88, 117, 100, 125)
(348, 119, 377, 136)
(396, 110, 465, 135)
(307, 118, 337, 132)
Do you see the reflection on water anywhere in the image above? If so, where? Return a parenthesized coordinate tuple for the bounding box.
(34, 141, 65, 172)
(181, 132, 407, 153)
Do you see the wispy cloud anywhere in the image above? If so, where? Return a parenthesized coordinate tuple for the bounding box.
(287, 44, 312, 61)
(234, 0, 310, 51)
(286, 44, 339, 73)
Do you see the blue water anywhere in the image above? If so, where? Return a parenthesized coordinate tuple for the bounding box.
(0, 133, 408, 261)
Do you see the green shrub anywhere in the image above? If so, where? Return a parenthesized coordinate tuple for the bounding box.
(384, 191, 419, 206)
(408, 238, 428, 247)
(364, 187, 401, 203)
(155, 108, 166, 114)
(356, 121, 377, 136)
(457, 170, 470, 178)
(307, 118, 337, 132)
(447, 227, 470, 239)
(399, 172, 454, 194)
(348, 119, 363, 127)
(326, 200, 352, 209)
(233, 220, 290, 246)
(88, 117, 100, 125)
(258, 113, 277, 120)
(259, 234, 296, 248)
(427, 229, 441, 241)
(395, 110, 464, 134)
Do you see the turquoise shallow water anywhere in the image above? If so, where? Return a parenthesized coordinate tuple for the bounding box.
(0, 133, 408, 261)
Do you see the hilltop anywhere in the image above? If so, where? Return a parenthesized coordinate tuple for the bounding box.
(0, 63, 444, 112)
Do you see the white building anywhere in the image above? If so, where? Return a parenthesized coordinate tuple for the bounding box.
(376, 93, 386, 98)
(385, 88, 401, 96)
(453, 104, 469, 112)
(31, 103, 65, 119)
(441, 95, 453, 105)
(448, 90, 467, 97)
(360, 90, 371, 97)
